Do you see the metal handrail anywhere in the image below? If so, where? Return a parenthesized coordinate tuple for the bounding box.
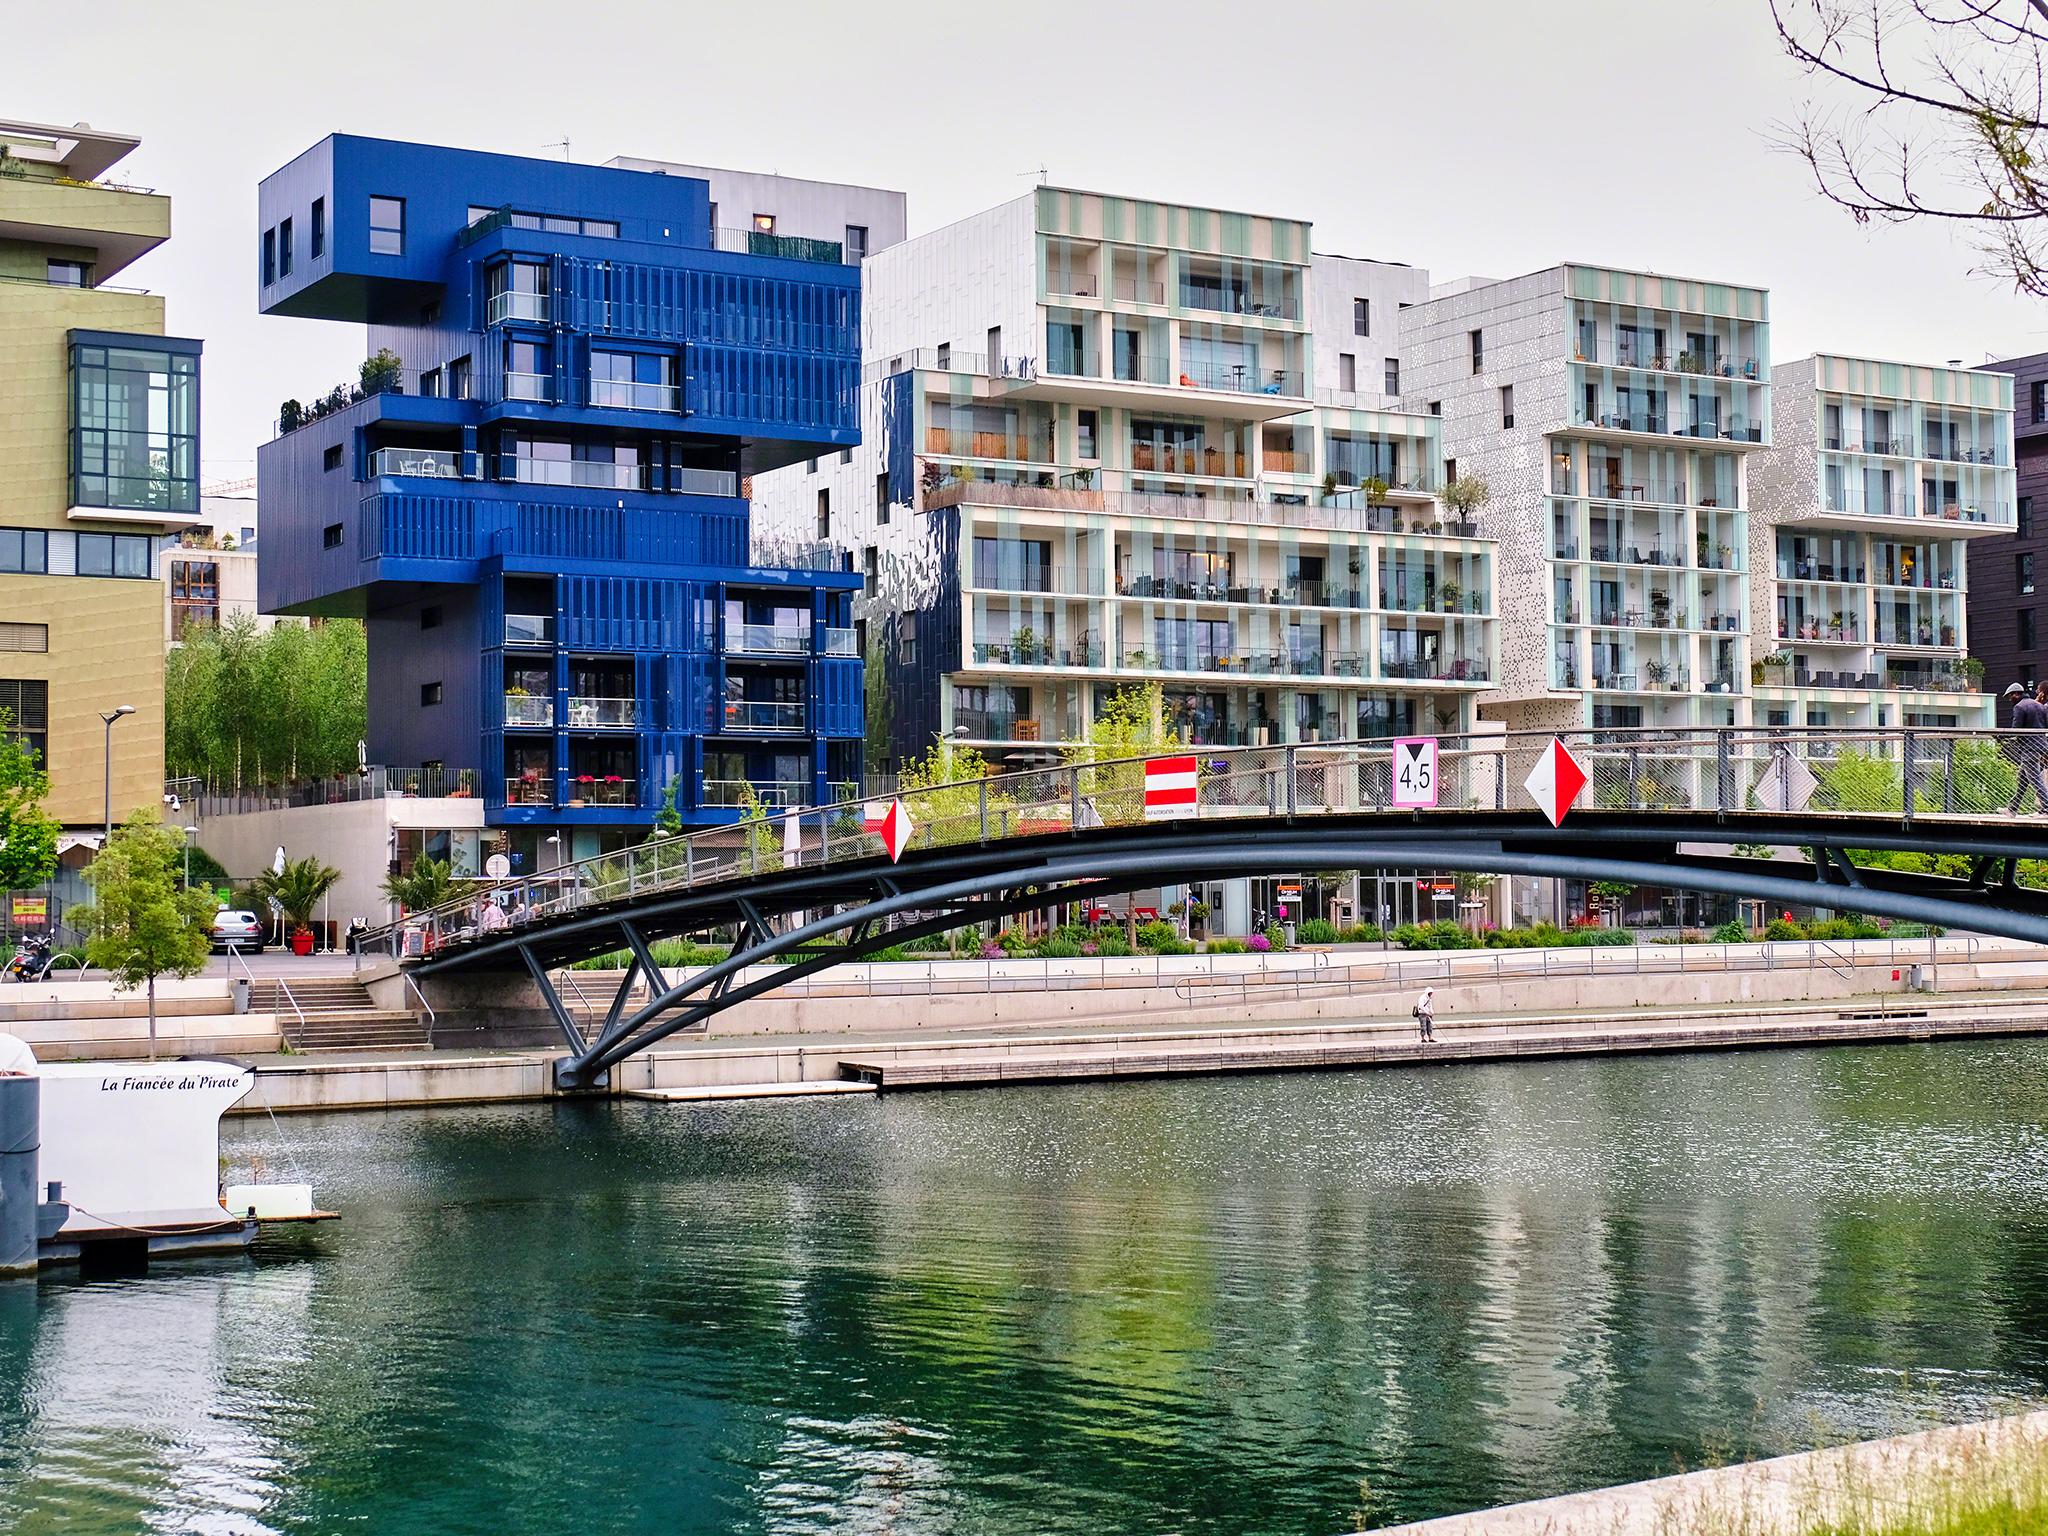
(358, 726, 2033, 960)
(401, 971, 436, 1033)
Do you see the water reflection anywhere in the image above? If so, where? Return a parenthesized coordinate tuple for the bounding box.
(1, 1043, 2047, 1534)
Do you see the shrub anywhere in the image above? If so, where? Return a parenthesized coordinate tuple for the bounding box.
(1037, 935, 1083, 959)
(1149, 935, 1194, 955)
(1764, 916, 1805, 941)
(1093, 931, 1131, 957)
(1246, 933, 1272, 953)
(979, 940, 1005, 959)
(1206, 937, 1247, 954)
(1337, 923, 1384, 944)
(1394, 919, 1480, 950)
(1262, 923, 1288, 951)
(1710, 920, 1750, 944)
(1295, 918, 1339, 944)
(1135, 919, 1179, 950)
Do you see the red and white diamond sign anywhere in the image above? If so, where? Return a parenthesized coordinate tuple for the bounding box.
(863, 798, 914, 862)
(1523, 737, 1588, 827)
(1143, 754, 1201, 819)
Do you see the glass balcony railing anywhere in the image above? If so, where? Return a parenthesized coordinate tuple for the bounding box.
(1046, 273, 1099, 299)
(487, 291, 551, 326)
(503, 694, 553, 728)
(1176, 360, 1305, 397)
(504, 371, 553, 403)
(565, 696, 637, 728)
(590, 378, 681, 412)
(1176, 287, 1302, 322)
(508, 458, 645, 490)
(504, 775, 554, 805)
(973, 564, 1106, 595)
(505, 614, 554, 646)
(667, 466, 739, 497)
(565, 777, 636, 806)
(730, 624, 810, 655)
(723, 700, 806, 731)
(821, 626, 858, 657)
(1130, 443, 1249, 478)
(702, 779, 808, 808)
(1112, 277, 1167, 305)
(368, 447, 470, 480)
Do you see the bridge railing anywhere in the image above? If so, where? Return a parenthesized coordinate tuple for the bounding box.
(359, 726, 2031, 962)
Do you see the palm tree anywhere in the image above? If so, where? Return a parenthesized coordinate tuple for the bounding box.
(382, 856, 460, 914)
(252, 854, 343, 937)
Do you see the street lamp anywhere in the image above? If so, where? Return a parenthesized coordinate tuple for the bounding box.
(100, 705, 135, 848)
(181, 825, 200, 889)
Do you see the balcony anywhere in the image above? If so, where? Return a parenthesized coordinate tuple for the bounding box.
(1176, 286, 1302, 323)
(1047, 273, 1099, 299)
(504, 774, 554, 806)
(668, 466, 739, 497)
(723, 700, 806, 732)
(1778, 619, 1864, 645)
(1131, 443, 1250, 478)
(368, 447, 470, 480)
(1112, 277, 1167, 305)
(1380, 655, 1491, 683)
(565, 696, 636, 728)
(925, 426, 1054, 463)
(504, 693, 553, 728)
(702, 779, 808, 808)
(505, 614, 554, 646)
(729, 623, 811, 656)
(821, 626, 858, 657)
(1578, 344, 1760, 380)
(505, 372, 553, 403)
(710, 227, 844, 264)
(973, 636, 1104, 668)
(954, 711, 1047, 743)
(507, 458, 644, 490)
(1175, 361, 1305, 397)
(590, 378, 681, 412)
(487, 291, 550, 326)
(1825, 434, 1915, 457)
(1585, 543, 1688, 569)
(564, 777, 636, 806)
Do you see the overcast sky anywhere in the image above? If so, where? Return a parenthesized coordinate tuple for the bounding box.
(8, 0, 2043, 486)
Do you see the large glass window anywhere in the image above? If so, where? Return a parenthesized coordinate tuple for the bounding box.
(76, 532, 153, 579)
(71, 339, 200, 514)
(590, 349, 678, 410)
(0, 529, 48, 574)
(369, 196, 405, 255)
(310, 197, 325, 258)
(0, 679, 49, 766)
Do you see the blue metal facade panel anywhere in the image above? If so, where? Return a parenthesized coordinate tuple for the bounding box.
(254, 135, 864, 829)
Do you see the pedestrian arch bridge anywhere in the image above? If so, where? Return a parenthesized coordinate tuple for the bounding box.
(353, 726, 2048, 1089)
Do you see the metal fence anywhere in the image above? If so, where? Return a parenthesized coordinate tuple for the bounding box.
(359, 726, 2033, 960)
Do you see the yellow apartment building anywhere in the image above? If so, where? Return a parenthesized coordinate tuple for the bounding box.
(0, 119, 200, 836)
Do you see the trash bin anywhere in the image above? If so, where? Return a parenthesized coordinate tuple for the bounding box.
(231, 976, 251, 1015)
(1283, 921, 1297, 947)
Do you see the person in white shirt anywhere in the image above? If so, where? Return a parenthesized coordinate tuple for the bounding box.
(1412, 987, 1437, 1043)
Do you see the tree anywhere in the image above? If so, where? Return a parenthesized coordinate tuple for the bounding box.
(0, 707, 58, 897)
(1772, 0, 2048, 295)
(383, 856, 464, 914)
(72, 814, 215, 1059)
(164, 613, 366, 784)
(1063, 683, 1187, 827)
(897, 739, 1011, 847)
(651, 775, 685, 837)
(253, 854, 342, 937)
(1440, 474, 1491, 524)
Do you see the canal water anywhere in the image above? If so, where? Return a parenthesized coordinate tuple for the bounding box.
(5, 1042, 2048, 1535)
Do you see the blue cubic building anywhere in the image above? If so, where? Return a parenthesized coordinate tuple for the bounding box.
(255, 136, 877, 865)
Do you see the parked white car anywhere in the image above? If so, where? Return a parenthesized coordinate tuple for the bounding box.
(210, 910, 265, 953)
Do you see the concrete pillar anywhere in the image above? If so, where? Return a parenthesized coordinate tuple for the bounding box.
(0, 1075, 38, 1279)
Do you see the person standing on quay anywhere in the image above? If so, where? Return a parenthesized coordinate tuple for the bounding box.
(1413, 986, 1437, 1044)
(2010, 684, 2048, 815)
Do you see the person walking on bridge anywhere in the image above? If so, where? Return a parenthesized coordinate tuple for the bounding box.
(2009, 683, 2048, 815)
(1412, 986, 1437, 1044)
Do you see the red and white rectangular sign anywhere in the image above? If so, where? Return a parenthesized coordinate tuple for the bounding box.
(1143, 754, 1200, 819)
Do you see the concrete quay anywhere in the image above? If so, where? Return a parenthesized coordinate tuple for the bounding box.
(1357, 1408, 2048, 1534)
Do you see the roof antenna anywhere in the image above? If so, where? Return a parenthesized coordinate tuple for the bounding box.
(542, 136, 570, 161)
(1019, 164, 1048, 185)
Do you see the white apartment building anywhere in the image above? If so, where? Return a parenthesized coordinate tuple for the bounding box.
(1749, 355, 2013, 728)
(753, 187, 1498, 775)
(1398, 264, 1770, 732)
(161, 495, 282, 644)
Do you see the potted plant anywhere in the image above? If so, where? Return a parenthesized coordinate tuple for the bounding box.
(1320, 471, 1339, 505)
(361, 347, 404, 396)
(1013, 625, 1037, 662)
(253, 855, 343, 957)
(1440, 580, 1463, 612)
(1644, 658, 1670, 687)
(278, 398, 304, 433)
(1963, 656, 1987, 691)
(1440, 473, 1491, 534)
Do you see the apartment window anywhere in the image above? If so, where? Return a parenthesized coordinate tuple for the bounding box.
(448, 355, 472, 400)
(323, 522, 344, 549)
(2022, 496, 2035, 539)
(1353, 298, 1369, 336)
(816, 488, 831, 540)
(1501, 384, 1515, 429)
(875, 471, 891, 525)
(2022, 553, 2036, 595)
(2034, 380, 2046, 425)
(707, 202, 718, 241)
(279, 217, 294, 277)
(0, 623, 47, 654)
(1078, 408, 1098, 459)
(753, 213, 777, 234)
(1445, 457, 1458, 485)
(420, 605, 443, 630)
(420, 367, 441, 399)
(369, 196, 405, 255)
(75, 532, 152, 579)
(169, 559, 219, 639)
(0, 680, 49, 766)
(936, 343, 952, 370)
(0, 529, 48, 574)
(807, 458, 819, 474)
(840, 447, 853, 465)
(988, 327, 1003, 367)
(262, 228, 276, 286)
(863, 546, 878, 583)
(898, 612, 917, 665)
(310, 197, 325, 259)
(420, 682, 443, 706)
(47, 259, 89, 288)
(323, 444, 343, 472)
(1384, 358, 1400, 395)
(420, 300, 441, 326)
(71, 338, 201, 515)
(1470, 330, 1484, 373)
(1338, 353, 1356, 392)
(844, 224, 869, 263)
(2023, 610, 2038, 651)
(1429, 400, 1441, 416)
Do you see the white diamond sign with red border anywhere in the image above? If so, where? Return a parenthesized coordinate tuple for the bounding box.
(1522, 737, 1588, 827)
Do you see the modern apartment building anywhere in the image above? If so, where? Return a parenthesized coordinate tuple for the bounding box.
(1750, 355, 2012, 727)
(1973, 350, 2048, 696)
(1400, 264, 1769, 732)
(753, 187, 1498, 773)
(254, 135, 887, 869)
(161, 494, 276, 644)
(0, 118, 198, 835)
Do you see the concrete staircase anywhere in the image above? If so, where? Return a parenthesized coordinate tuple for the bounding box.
(249, 977, 430, 1054)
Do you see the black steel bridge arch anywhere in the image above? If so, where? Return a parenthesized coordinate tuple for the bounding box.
(392, 808, 2048, 1091)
